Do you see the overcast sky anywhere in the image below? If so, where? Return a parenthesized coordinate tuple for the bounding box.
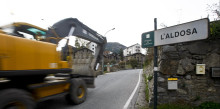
(0, 0, 219, 47)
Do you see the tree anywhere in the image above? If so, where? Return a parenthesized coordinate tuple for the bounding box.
(119, 48, 124, 61)
(130, 58, 138, 69)
(210, 20, 220, 39)
(206, 2, 220, 39)
(207, 3, 220, 20)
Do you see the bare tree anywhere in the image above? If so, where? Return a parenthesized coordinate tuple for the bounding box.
(207, 3, 220, 20)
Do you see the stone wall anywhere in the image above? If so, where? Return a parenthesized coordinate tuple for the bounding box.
(149, 39, 220, 106)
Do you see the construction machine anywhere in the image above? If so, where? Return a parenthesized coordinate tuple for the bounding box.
(0, 18, 107, 108)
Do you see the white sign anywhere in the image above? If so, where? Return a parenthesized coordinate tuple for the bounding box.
(154, 18, 209, 46)
(196, 64, 205, 74)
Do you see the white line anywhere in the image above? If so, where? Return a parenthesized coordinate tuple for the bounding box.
(123, 69, 142, 109)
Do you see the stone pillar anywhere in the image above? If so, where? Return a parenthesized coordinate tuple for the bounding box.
(107, 63, 110, 72)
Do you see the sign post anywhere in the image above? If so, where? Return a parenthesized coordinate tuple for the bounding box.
(153, 18, 158, 109)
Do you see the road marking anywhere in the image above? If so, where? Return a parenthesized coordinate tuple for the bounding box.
(123, 69, 142, 109)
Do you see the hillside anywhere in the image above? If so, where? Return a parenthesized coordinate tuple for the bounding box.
(105, 42, 126, 53)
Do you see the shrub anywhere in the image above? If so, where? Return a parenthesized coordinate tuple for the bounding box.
(130, 58, 138, 69)
(157, 103, 194, 109)
(143, 74, 149, 102)
(147, 75, 153, 81)
(198, 101, 220, 109)
(118, 61, 125, 69)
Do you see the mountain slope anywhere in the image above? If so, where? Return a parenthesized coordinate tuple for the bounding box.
(105, 42, 126, 53)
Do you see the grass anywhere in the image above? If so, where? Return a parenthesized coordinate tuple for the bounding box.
(103, 71, 109, 73)
(140, 102, 220, 109)
(143, 74, 149, 102)
(157, 103, 194, 109)
(125, 64, 132, 69)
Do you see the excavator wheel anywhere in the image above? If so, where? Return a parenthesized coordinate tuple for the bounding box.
(0, 88, 36, 109)
(66, 78, 87, 105)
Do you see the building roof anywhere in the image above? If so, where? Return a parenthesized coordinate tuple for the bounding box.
(124, 43, 140, 49)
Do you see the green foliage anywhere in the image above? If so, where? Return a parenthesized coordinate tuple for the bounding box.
(118, 61, 125, 69)
(197, 102, 220, 109)
(144, 59, 149, 67)
(110, 60, 116, 64)
(143, 74, 149, 102)
(130, 58, 138, 69)
(209, 21, 220, 39)
(126, 64, 132, 69)
(104, 60, 110, 65)
(119, 48, 124, 61)
(156, 102, 220, 109)
(147, 75, 153, 81)
(104, 71, 109, 73)
(157, 103, 194, 109)
(144, 48, 153, 68)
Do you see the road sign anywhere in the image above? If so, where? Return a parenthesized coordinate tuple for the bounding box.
(141, 31, 154, 48)
(141, 18, 209, 48)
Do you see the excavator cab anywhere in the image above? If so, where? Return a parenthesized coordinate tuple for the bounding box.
(0, 22, 47, 40)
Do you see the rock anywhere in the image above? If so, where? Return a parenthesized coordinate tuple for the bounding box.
(208, 87, 216, 92)
(203, 53, 220, 69)
(177, 89, 187, 95)
(177, 64, 185, 75)
(178, 46, 187, 51)
(185, 41, 209, 55)
(179, 51, 192, 59)
(210, 39, 220, 54)
(162, 45, 177, 53)
(185, 75, 191, 80)
(158, 87, 166, 93)
(160, 60, 179, 74)
(192, 55, 204, 60)
(180, 58, 194, 72)
(158, 77, 165, 82)
(161, 54, 168, 60)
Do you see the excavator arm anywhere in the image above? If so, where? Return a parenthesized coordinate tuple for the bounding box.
(46, 18, 107, 78)
(46, 18, 106, 45)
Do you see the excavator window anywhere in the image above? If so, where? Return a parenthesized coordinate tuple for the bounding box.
(0, 22, 47, 41)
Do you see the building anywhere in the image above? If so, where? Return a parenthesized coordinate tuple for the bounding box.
(87, 42, 97, 55)
(123, 43, 141, 57)
(124, 53, 145, 64)
(123, 43, 145, 68)
(103, 51, 120, 64)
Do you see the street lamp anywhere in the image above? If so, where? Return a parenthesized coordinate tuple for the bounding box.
(102, 28, 115, 73)
(104, 28, 115, 36)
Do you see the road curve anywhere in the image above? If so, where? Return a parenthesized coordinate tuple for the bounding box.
(36, 69, 142, 109)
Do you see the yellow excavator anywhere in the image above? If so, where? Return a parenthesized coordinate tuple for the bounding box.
(0, 18, 107, 109)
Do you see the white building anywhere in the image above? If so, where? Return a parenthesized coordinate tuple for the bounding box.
(123, 43, 141, 56)
(87, 42, 97, 55)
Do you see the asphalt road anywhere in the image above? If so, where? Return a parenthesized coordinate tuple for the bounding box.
(36, 69, 142, 109)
